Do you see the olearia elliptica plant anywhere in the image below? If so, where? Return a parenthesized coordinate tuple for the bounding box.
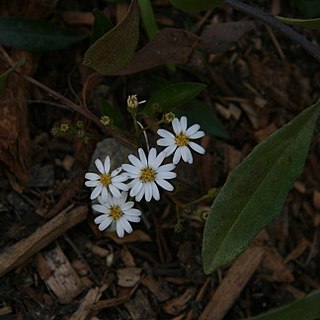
(85, 95, 206, 237)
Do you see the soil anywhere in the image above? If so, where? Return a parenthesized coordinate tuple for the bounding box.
(0, 0, 319, 319)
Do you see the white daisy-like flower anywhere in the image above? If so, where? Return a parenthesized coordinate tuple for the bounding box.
(122, 148, 176, 202)
(157, 116, 205, 164)
(85, 156, 128, 200)
(92, 192, 141, 238)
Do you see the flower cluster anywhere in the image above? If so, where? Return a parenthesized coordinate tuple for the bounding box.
(85, 115, 205, 237)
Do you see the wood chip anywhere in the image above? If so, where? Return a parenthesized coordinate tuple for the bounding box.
(199, 246, 265, 320)
(313, 190, 320, 210)
(0, 206, 88, 278)
(125, 289, 154, 319)
(162, 287, 196, 315)
(106, 230, 151, 243)
(141, 275, 170, 302)
(117, 267, 142, 287)
(285, 238, 310, 263)
(254, 123, 277, 142)
(36, 245, 84, 304)
(261, 247, 294, 283)
(294, 181, 306, 194)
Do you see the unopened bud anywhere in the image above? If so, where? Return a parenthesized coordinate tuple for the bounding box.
(163, 112, 175, 123)
(76, 120, 84, 128)
(127, 94, 139, 110)
(100, 115, 111, 127)
(60, 123, 70, 133)
(51, 127, 60, 137)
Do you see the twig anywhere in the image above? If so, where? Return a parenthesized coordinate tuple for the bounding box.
(223, 0, 320, 62)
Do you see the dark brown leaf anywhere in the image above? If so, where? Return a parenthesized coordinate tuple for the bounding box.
(114, 28, 201, 75)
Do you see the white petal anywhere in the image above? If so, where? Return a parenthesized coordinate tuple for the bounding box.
(122, 164, 140, 175)
(173, 148, 182, 165)
(85, 180, 98, 187)
(109, 184, 121, 198)
(157, 137, 172, 147)
(186, 123, 200, 136)
(138, 148, 148, 166)
(116, 221, 125, 237)
(172, 118, 181, 134)
(91, 185, 102, 200)
(125, 215, 141, 223)
(190, 131, 205, 139)
(151, 182, 160, 201)
(94, 214, 106, 223)
(189, 141, 205, 154)
(125, 208, 142, 216)
(157, 171, 177, 180)
(85, 172, 100, 181)
(130, 181, 143, 197)
(118, 217, 132, 234)
(181, 146, 193, 164)
(156, 179, 174, 191)
(145, 183, 152, 202)
(157, 128, 174, 139)
(113, 182, 128, 191)
(121, 201, 134, 211)
(180, 116, 187, 132)
(111, 167, 122, 177)
(112, 173, 127, 182)
(95, 159, 105, 174)
(152, 151, 165, 169)
(162, 144, 177, 156)
(104, 156, 111, 173)
(128, 154, 143, 168)
(101, 187, 108, 201)
(158, 163, 176, 173)
(99, 192, 108, 204)
(92, 204, 107, 214)
(148, 148, 157, 165)
(135, 186, 145, 202)
(98, 217, 113, 231)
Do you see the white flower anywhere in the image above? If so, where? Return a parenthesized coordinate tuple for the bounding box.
(85, 156, 128, 200)
(122, 148, 176, 202)
(157, 116, 205, 164)
(92, 192, 141, 238)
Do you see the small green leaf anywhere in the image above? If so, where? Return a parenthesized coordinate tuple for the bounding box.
(173, 99, 229, 139)
(92, 9, 113, 42)
(83, 0, 140, 74)
(138, 0, 159, 40)
(145, 82, 207, 115)
(247, 289, 320, 320)
(100, 98, 123, 127)
(0, 57, 26, 95)
(202, 100, 320, 274)
(0, 16, 85, 52)
(276, 16, 320, 30)
(170, 0, 222, 12)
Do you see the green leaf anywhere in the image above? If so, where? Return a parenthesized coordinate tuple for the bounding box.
(138, 0, 159, 40)
(83, 0, 140, 74)
(173, 99, 229, 139)
(92, 9, 113, 42)
(0, 57, 26, 95)
(144, 82, 207, 115)
(276, 16, 320, 30)
(0, 16, 85, 52)
(202, 100, 320, 274)
(291, 0, 320, 19)
(170, 0, 222, 12)
(247, 290, 320, 320)
(100, 97, 123, 127)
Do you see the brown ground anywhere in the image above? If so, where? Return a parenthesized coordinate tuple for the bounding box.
(0, 0, 320, 319)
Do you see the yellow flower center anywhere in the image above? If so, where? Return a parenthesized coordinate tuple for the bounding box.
(175, 133, 189, 147)
(140, 167, 156, 183)
(110, 205, 123, 220)
(100, 173, 112, 187)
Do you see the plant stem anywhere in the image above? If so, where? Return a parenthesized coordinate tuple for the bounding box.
(223, 0, 320, 62)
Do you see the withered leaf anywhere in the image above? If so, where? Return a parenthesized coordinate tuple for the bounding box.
(114, 28, 201, 75)
(201, 21, 255, 54)
(83, 0, 140, 75)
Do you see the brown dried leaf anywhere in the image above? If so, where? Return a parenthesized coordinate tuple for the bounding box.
(200, 21, 254, 54)
(115, 28, 201, 75)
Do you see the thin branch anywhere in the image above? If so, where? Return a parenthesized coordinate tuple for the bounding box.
(223, 0, 320, 62)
